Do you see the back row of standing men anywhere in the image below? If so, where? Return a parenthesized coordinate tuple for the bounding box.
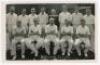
(6, 5, 94, 33)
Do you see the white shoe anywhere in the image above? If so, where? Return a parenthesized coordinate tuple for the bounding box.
(41, 55, 44, 59)
(67, 53, 70, 56)
(84, 53, 88, 57)
(12, 56, 16, 60)
(35, 53, 38, 57)
(47, 52, 50, 55)
(62, 53, 65, 56)
(78, 53, 81, 56)
(53, 52, 56, 56)
(21, 55, 25, 59)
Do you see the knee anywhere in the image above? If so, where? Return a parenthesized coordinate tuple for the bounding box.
(59, 39, 64, 44)
(55, 38, 59, 43)
(39, 38, 44, 44)
(74, 39, 80, 46)
(21, 39, 25, 43)
(69, 39, 74, 44)
(44, 39, 49, 44)
(85, 40, 91, 48)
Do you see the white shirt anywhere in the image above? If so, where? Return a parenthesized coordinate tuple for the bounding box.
(18, 15, 29, 27)
(6, 13, 18, 32)
(6, 13, 18, 25)
(61, 25, 73, 34)
(45, 24, 58, 34)
(28, 14, 38, 26)
(12, 26, 26, 37)
(76, 25, 90, 35)
(29, 25, 41, 35)
(72, 12, 83, 25)
(84, 14, 94, 24)
(59, 12, 72, 24)
(38, 12, 48, 25)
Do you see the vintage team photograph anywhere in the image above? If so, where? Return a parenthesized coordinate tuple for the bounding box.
(6, 3, 95, 60)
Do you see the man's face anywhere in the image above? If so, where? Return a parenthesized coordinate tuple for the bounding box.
(86, 9, 91, 15)
(62, 5, 67, 12)
(75, 9, 79, 13)
(51, 9, 56, 14)
(49, 18, 54, 25)
(74, 6, 79, 13)
(31, 8, 36, 14)
(81, 20, 85, 26)
(9, 6, 15, 14)
(22, 9, 26, 15)
(41, 7, 45, 12)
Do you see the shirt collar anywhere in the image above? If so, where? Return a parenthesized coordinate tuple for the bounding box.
(62, 11, 68, 13)
(39, 12, 46, 15)
(86, 14, 92, 17)
(9, 13, 15, 15)
(21, 14, 26, 17)
(31, 13, 36, 16)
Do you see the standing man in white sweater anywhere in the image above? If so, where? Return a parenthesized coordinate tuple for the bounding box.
(59, 5, 72, 28)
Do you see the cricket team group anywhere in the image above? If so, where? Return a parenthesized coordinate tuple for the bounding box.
(6, 5, 94, 60)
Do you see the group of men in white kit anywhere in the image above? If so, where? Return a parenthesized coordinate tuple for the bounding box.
(6, 5, 94, 60)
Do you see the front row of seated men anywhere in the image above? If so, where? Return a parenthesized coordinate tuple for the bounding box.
(11, 17, 91, 60)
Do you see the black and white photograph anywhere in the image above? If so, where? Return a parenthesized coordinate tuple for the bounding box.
(6, 3, 95, 60)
